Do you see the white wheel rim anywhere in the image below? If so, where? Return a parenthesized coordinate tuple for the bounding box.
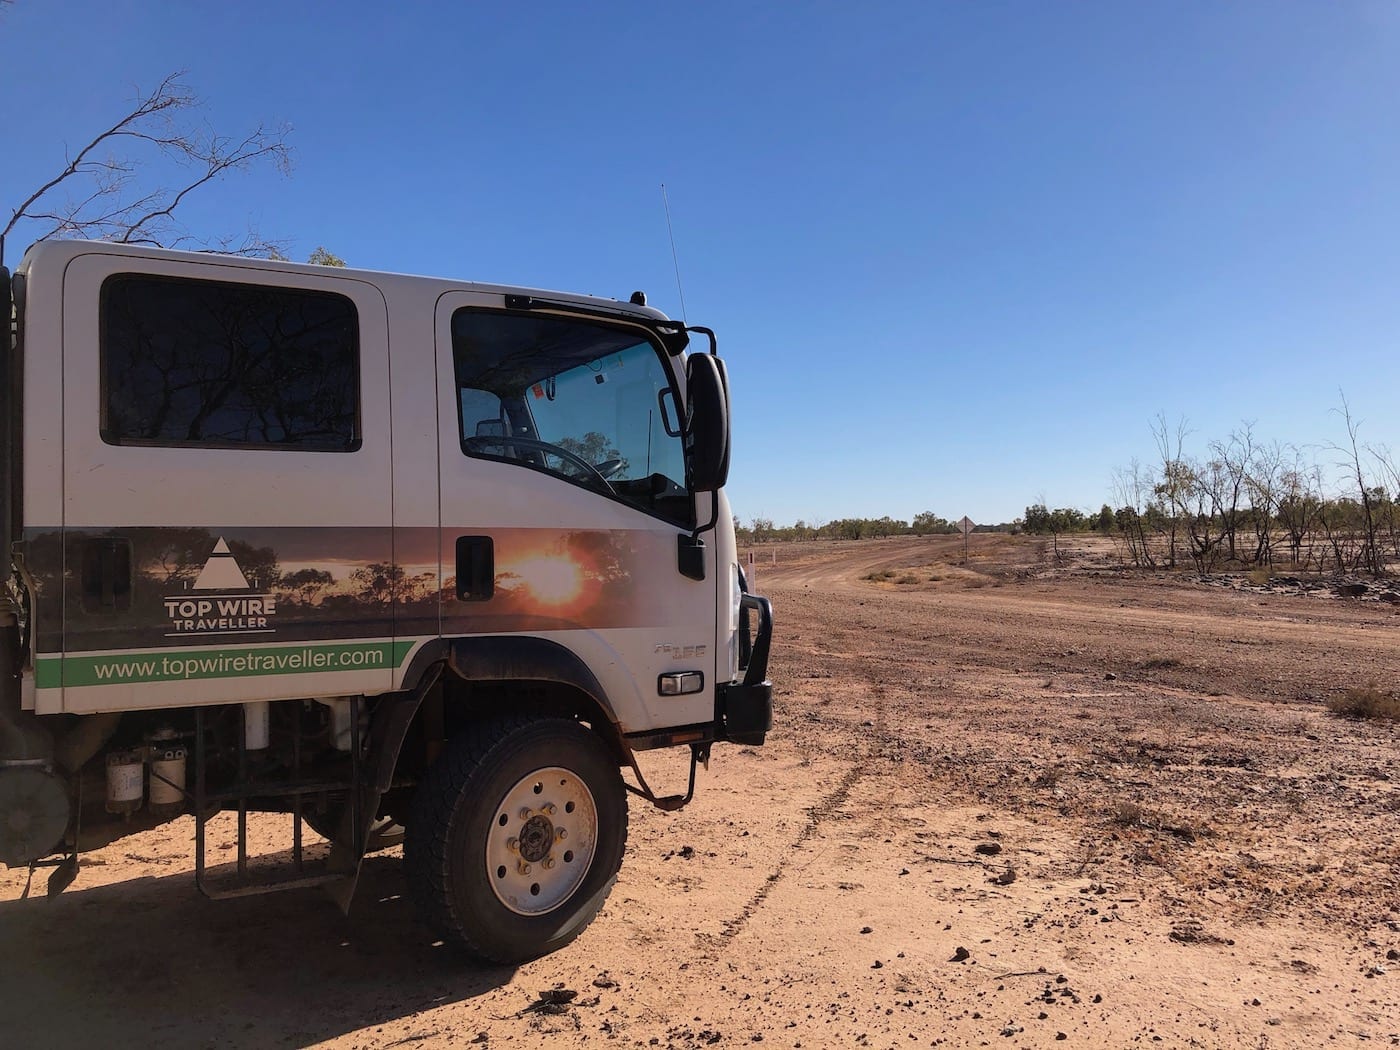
(485, 766, 598, 915)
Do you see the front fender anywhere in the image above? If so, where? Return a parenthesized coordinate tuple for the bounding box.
(444, 635, 620, 725)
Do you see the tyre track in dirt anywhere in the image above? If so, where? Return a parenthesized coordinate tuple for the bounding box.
(702, 762, 864, 950)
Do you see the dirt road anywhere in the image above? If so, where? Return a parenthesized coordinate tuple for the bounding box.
(4, 535, 1397, 1048)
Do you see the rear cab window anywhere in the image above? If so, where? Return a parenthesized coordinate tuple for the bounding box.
(100, 274, 360, 451)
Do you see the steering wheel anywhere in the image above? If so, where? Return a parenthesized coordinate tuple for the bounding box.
(594, 458, 625, 479)
(466, 434, 613, 488)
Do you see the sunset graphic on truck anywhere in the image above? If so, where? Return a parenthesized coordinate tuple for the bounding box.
(30, 526, 681, 691)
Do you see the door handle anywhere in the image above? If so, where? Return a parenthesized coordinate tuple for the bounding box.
(80, 538, 133, 612)
(455, 536, 494, 601)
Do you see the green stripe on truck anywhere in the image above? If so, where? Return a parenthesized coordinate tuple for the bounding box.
(36, 640, 417, 688)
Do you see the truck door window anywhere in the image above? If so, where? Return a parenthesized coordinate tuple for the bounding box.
(460, 387, 506, 437)
(452, 309, 691, 525)
(100, 274, 361, 451)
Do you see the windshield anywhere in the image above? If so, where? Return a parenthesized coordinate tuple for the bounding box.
(452, 309, 690, 525)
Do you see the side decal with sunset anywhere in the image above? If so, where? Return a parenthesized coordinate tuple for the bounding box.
(436, 528, 685, 636)
(27, 525, 695, 666)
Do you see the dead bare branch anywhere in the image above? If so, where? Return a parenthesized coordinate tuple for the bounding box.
(1330, 391, 1383, 576)
(3, 71, 291, 258)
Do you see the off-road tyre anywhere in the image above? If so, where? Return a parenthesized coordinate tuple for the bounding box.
(404, 715, 628, 963)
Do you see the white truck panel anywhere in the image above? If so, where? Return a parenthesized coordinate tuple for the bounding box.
(14, 240, 742, 734)
(19, 252, 64, 528)
(59, 253, 392, 529)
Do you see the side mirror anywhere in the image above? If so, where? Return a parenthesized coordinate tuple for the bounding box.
(684, 353, 730, 492)
(712, 355, 731, 481)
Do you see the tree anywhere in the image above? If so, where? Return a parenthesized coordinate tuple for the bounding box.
(1181, 456, 1226, 573)
(556, 431, 626, 472)
(227, 541, 279, 591)
(351, 563, 404, 605)
(1369, 447, 1400, 563)
(1111, 460, 1157, 567)
(1210, 425, 1255, 562)
(281, 567, 335, 606)
(138, 527, 218, 586)
(1024, 503, 1086, 563)
(306, 246, 346, 267)
(3, 70, 291, 263)
(1114, 504, 1148, 565)
(1277, 455, 1323, 568)
(1333, 393, 1383, 577)
(1151, 414, 1193, 569)
(912, 511, 953, 535)
(1023, 504, 1051, 535)
(1245, 439, 1285, 566)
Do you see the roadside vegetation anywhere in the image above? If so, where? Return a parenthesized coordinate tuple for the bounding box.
(1100, 405, 1400, 577)
(741, 399, 1400, 580)
(1325, 684, 1400, 722)
(737, 512, 971, 543)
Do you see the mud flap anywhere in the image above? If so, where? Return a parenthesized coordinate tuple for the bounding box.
(325, 670, 443, 914)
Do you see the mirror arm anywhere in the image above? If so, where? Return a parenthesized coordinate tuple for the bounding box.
(685, 325, 718, 355)
(692, 493, 719, 542)
(678, 495, 718, 582)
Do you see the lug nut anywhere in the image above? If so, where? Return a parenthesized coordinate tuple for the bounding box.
(542, 803, 556, 816)
(506, 837, 519, 852)
(556, 828, 567, 841)
(543, 858, 556, 870)
(518, 861, 532, 875)
(519, 807, 532, 820)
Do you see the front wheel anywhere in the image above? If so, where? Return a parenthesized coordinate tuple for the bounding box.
(404, 716, 628, 963)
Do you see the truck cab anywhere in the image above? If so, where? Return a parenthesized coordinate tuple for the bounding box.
(0, 240, 772, 963)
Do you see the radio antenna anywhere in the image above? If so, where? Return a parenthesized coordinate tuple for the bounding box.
(661, 183, 688, 323)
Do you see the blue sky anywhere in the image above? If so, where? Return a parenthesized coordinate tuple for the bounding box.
(5, 2, 1400, 525)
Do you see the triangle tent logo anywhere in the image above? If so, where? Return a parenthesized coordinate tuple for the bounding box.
(193, 537, 251, 591)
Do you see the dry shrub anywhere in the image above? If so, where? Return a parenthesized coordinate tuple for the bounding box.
(863, 569, 895, 582)
(896, 574, 921, 585)
(1109, 801, 1144, 827)
(1249, 566, 1274, 586)
(1326, 684, 1400, 722)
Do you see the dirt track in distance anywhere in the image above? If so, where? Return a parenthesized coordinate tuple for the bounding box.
(4, 534, 1398, 1048)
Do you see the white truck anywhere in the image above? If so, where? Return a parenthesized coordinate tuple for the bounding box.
(0, 239, 772, 963)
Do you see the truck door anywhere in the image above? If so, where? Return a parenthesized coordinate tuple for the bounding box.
(56, 252, 395, 713)
(434, 293, 718, 734)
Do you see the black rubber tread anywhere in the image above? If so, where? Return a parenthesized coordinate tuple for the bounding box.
(404, 714, 628, 964)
